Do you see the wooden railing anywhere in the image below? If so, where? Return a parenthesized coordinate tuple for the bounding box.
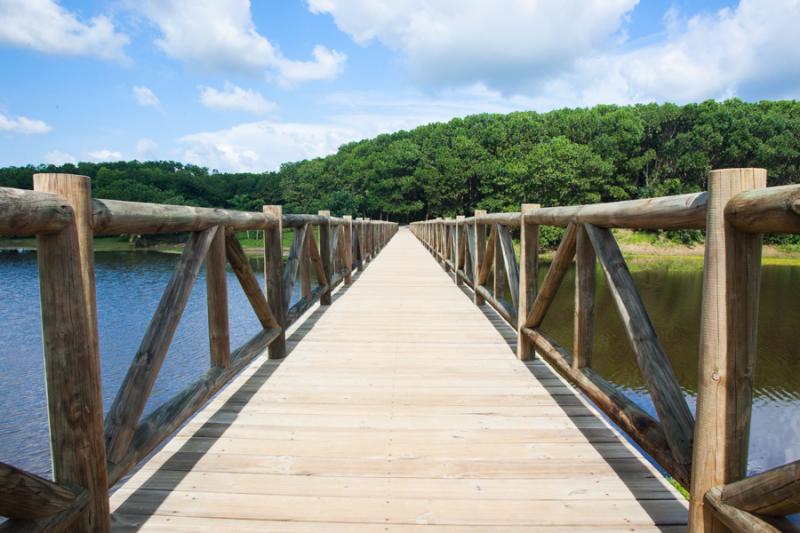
(0, 173, 397, 531)
(411, 168, 800, 533)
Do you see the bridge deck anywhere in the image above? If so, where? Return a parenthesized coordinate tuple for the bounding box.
(110, 229, 688, 531)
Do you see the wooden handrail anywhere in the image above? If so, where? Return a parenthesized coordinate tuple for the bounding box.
(0, 174, 398, 530)
(410, 167, 800, 532)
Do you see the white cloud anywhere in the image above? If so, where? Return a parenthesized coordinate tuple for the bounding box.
(199, 82, 278, 114)
(0, 113, 52, 134)
(88, 149, 123, 161)
(179, 121, 361, 172)
(308, 0, 636, 91)
(133, 86, 161, 108)
(135, 138, 158, 158)
(0, 0, 128, 61)
(135, 0, 346, 85)
(44, 150, 76, 165)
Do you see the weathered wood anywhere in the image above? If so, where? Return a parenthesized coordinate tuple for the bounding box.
(475, 212, 521, 226)
(721, 460, 800, 516)
(282, 224, 309, 314)
(105, 226, 218, 465)
(726, 183, 800, 234)
(223, 228, 279, 330)
(307, 226, 328, 288)
(690, 168, 768, 532)
(704, 487, 791, 533)
(585, 223, 694, 481)
(524, 192, 708, 230)
(474, 285, 517, 328)
(573, 225, 595, 369)
(92, 198, 276, 235)
(108, 327, 282, 485)
(478, 224, 496, 286)
(264, 205, 286, 358)
(287, 285, 329, 325)
(300, 225, 312, 299)
(319, 211, 333, 305)
(516, 204, 539, 361)
(206, 227, 231, 369)
(473, 210, 488, 305)
(0, 461, 79, 519)
(0, 186, 73, 236)
(343, 215, 353, 284)
(0, 490, 88, 533)
(465, 224, 477, 283)
(455, 217, 466, 287)
(355, 217, 365, 270)
(497, 224, 519, 309)
(493, 224, 507, 301)
(523, 223, 577, 328)
(33, 173, 110, 532)
(522, 328, 690, 487)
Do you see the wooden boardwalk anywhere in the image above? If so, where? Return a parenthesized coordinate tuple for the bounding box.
(110, 228, 688, 531)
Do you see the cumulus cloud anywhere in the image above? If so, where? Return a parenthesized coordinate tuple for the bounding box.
(88, 149, 123, 161)
(44, 150, 77, 165)
(136, 138, 158, 158)
(135, 0, 346, 85)
(199, 82, 278, 114)
(0, 0, 129, 61)
(179, 121, 361, 172)
(308, 0, 636, 91)
(0, 113, 52, 134)
(133, 86, 161, 108)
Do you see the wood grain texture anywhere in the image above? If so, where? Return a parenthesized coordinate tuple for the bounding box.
(523, 223, 577, 328)
(206, 227, 231, 369)
(224, 228, 279, 330)
(264, 205, 286, 358)
(0, 186, 73, 236)
(721, 460, 800, 516)
(0, 461, 78, 519)
(573, 225, 595, 370)
(111, 228, 686, 531)
(319, 211, 333, 305)
(516, 204, 539, 361)
(473, 210, 487, 305)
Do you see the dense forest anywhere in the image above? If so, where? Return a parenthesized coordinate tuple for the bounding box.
(2, 99, 799, 228)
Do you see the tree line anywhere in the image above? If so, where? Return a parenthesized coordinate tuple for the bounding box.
(1, 99, 798, 237)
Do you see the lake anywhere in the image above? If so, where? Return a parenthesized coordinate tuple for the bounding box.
(0, 249, 798, 483)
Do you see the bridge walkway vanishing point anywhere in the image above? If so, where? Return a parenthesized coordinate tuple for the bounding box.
(109, 228, 688, 531)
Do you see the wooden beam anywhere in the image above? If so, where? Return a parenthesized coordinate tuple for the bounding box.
(516, 203, 539, 361)
(704, 487, 790, 533)
(523, 223, 577, 328)
(721, 460, 800, 517)
(263, 205, 286, 359)
(497, 224, 519, 309)
(0, 186, 73, 236)
(343, 215, 353, 284)
(0, 490, 87, 533)
(104, 226, 217, 466)
(33, 173, 110, 531)
(0, 462, 78, 519)
(224, 228, 279, 329)
(493, 224, 507, 302)
(584, 223, 694, 479)
(300, 224, 312, 300)
(725, 183, 800, 234)
(478, 223, 496, 287)
(690, 168, 767, 532)
(465, 223, 477, 284)
(522, 327, 690, 487)
(282, 224, 309, 314)
(319, 210, 333, 305)
(573, 225, 595, 369)
(206, 227, 231, 369)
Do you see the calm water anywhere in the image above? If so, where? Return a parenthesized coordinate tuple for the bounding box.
(0, 250, 797, 481)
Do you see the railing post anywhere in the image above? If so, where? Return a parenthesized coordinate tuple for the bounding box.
(473, 209, 487, 305)
(443, 218, 452, 273)
(206, 226, 231, 368)
(689, 168, 766, 532)
(33, 173, 110, 531)
(455, 216, 465, 285)
(318, 210, 333, 305)
(355, 217, 365, 271)
(493, 223, 506, 301)
(573, 224, 595, 369)
(343, 215, 353, 284)
(263, 204, 286, 358)
(517, 204, 539, 360)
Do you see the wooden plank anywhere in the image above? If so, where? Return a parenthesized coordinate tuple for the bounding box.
(104, 226, 217, 465)
(497, 224, 519, 308)
(585, 223, 694, 482)
(690, 168, 767, 531)
(33, 173, 110, 531)
(573, 224, 595, 369)
(523, 222, 577, 328)
(206, 226, 231, 368)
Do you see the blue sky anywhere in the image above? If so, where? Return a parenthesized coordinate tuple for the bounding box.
(1, 0, 798, 172)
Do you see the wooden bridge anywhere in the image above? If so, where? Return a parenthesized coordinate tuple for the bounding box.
(1, 169, 799, 532)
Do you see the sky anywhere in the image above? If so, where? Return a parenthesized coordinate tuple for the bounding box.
(1, 0, 799, 173)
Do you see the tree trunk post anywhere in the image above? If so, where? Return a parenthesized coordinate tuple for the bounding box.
(517, 203, 539, 360)
(573, 224, 595, 369)
(33, 173, 110, 532)
(689, 168, 767, 532)
(263, 205, 286, 358)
